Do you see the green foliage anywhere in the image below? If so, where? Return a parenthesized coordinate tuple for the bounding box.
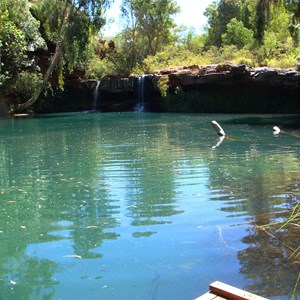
(114, 0, 179, 72)
(179, 28, 206, 53)
(12, 71, 43, 101)
(0, 9, 27, 73)
(157, 76, 169, 97)
(105, 31, 147, 74)
(222, 18, 255, 49)
(0, 41, 9, 87)
(202, 45, 256, 66)
(289, 23, 300, 45)
(9, 0, 113, 112)
(200, 0, 300, 67)
(262, 4, 294, 57)
(163, 86, 190, 112)
(265, 45, 300, 68)
(0, 0, 45, 91)
(138, 47, 197, 73)
(137, 44, 257, 73)
(133, 0, 180, 56)
(254, 0, 300, 46)
(32, 1, 88, 72)
(0, 0, 45, 52)
(85, 55, 116, 78)
(1, 0, 300, 111)
(27, 0, 113, 77)
(33, 0, 109, 41)
(204, 0, 242, 47)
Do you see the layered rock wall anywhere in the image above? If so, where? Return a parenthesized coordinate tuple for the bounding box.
(38, 64, 300, 114)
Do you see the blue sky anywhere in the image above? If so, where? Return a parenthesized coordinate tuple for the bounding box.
(103, 0, 213, 36)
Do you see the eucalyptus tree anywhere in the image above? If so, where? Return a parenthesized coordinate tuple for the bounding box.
(134, 0, 180, 56)
(16, 0, 112, 112)
(117, 0, 180, 71)
(119, 0, 141, 71)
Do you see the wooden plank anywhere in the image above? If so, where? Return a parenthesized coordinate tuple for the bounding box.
(195, 291, 230, 300)
(194, 292, 221, 300)
(209, 281, 269, 300)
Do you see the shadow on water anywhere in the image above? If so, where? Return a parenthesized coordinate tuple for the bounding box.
(34, 112, 85, 118)
(221, 114, 300, 129)
(33, 111, 102, 119)
(207, 136, 300, 299)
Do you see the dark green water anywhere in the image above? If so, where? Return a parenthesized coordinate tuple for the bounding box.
(0, 113, 299, 300)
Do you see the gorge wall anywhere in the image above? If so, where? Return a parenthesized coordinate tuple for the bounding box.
(37, 64, 300, 114)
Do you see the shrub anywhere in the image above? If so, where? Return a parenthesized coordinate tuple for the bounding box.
(222, 18, 255, 49)
(85, 57, 116, 79)
(157, 76, 169, 97)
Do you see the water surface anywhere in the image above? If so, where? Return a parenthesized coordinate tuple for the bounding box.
(0, 113, 299, 299)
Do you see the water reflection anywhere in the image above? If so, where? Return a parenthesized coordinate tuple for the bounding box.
(124, 154, 184, 237)
(0, 113, 299, 299)
(238, 173, 300, 298)
(0, 114, 188, 298)
(206, 128, 300, 298)
(238, 202, 300, 297)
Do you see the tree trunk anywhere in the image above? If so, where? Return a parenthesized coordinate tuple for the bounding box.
(16, 2, 70, 112)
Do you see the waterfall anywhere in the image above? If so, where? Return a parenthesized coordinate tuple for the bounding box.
(92, 80, 101, 111)
(134, 75, 146, 112)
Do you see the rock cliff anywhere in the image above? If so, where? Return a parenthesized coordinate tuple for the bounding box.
(39, 63, 300, 114)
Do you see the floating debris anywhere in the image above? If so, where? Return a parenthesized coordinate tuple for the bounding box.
(273, 126, 281, 135)
(211, 120, 226, 136)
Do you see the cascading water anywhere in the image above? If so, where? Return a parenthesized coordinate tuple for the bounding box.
(92, 80, 101, 111)
(134, 75, 146, 112)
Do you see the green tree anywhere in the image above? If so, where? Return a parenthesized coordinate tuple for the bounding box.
(286, 0, 300, 45)
(119, 0, 141, 71)
(112, 0, 179, 72)
(204, 0, 242, 47)
(254, 0, 300, 44)
(0, 10, 26, 87)
(179, 28, 206, 54)
(261, 3, 296, 66)
(16, 0, 112, 112)
(134, 0, 179, 56)
(254, 0, 286, 43)
(222, 18, 255, 49)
